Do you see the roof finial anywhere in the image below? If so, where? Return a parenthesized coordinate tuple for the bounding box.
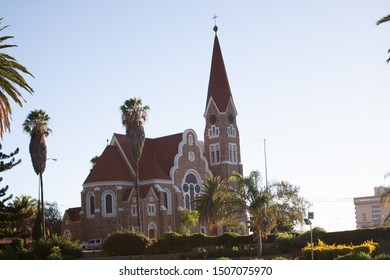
(212, 14, 218, 34)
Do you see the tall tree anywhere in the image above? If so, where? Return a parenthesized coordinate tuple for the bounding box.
(23, 109, 51, 239)
(0, 18, 34, 137)
(230, 171, 308, 257)
(44, 201, 62, 236)
(272, 181, 308, 232)
(230, 171, 277, 257)
(0, 144, 22, 237)
(120, 98, 149, 232)
(376, 14, 390, 63)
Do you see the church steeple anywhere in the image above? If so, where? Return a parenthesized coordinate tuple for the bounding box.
(205, 26, 233, 113)
(204, 25, 243, 181)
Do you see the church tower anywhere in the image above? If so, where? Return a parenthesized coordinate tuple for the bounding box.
(204, 25, 243, 181)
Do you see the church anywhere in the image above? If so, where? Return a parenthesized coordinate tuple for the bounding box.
(61, 25, 246, 241)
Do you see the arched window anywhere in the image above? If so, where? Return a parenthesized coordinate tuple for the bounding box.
(106, 194, 113, 213)
(102, 191, 116, 217)
(63, 229, 72, 239)
(86, 192, 95, 218)
(163, 189, 172, 215)
(89, 195, 95, 215)
(182, 173, 201, 210)
(148, 222, 157, 239)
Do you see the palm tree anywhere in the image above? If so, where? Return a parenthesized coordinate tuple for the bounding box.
(11, 195, 37, 237)
(376, 14, 390, 63)
(193, 176, 225, 234)
(0, 18, 34, 137)
(120, 98, 149, 232)
(230, 170, 277, 257)
(23, 109, 51, 239)
(380, 185, 390, 225)
(194, 176, 245, 235)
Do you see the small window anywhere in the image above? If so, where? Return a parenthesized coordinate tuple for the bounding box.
(89, 195, 95, 215)
(148, 204, 156, 216)
(163, 192, 168, 210)
(102, 191, 116, 217)
(227, 124, 236, 137)
(188, 134, 194, 145)
(210, 143, 221, 165)
(105, 194, 113, 214)
(131, 205, 137, 217)
(208, 125, 220, 138)
(228, 143, 237, 164)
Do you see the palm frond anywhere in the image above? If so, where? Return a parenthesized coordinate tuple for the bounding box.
(377, 14, 390, 25)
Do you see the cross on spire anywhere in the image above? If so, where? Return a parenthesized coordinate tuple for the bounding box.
(212, 14, 218, 33)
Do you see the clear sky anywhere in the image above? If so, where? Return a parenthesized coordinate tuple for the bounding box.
(2, 1, 390, 232)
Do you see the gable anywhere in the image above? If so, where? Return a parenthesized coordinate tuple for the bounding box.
(83, 145, 133, 185)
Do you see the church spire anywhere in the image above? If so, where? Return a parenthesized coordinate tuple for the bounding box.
(205, 25, 233, 113)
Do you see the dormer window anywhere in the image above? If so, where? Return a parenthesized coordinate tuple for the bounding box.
(208, 125, 220, 138)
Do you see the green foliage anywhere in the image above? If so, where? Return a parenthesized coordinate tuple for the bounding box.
(11, 238, 24, 250)
(274, 232, 295, 253)
(103, 230, 151, 256)
(179, 208, 199, 234)
(33, 234, 81, 259)
(45, 201, 62, 236)
(273, 256, 288, 260)
(0, 145, 28, 238)
(302, 239, 378, 260)
(374, 253, 390, 260)
(334, 251, 372, 260)
(47, 246, 62, 260)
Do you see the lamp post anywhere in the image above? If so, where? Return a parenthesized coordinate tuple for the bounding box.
(304, 211, 314, 260)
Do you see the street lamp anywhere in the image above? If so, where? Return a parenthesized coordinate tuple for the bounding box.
(304, 211, 314, 260)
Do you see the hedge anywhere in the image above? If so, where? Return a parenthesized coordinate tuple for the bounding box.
(302, 239, 378, 260)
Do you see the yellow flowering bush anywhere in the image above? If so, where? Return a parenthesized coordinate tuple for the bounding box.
(302, 239, 378, 260)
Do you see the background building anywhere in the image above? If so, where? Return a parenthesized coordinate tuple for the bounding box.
(354, 186, 390, 228)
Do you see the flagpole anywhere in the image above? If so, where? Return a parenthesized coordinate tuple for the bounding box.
(263, 139, 268, 188)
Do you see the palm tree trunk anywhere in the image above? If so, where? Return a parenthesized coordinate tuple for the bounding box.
(135, 161, 142, 233)
(256, 227, 262, 258)
(40, 173, 46, 239)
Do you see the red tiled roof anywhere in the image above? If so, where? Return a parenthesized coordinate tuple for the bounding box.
(206, 34, 233, 112)
(65, 207, 81, 222)
(84, 133, 183, 184)
(114, 133, 182, 181)
(84, 145, 133, 184)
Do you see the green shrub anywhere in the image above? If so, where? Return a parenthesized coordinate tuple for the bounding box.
(11, 238, 24, 250)
(374, 253, 390, 260)
(302, 239, 378, 260)
(47, 246, 62, 260)
(103, 230, 151, 256)
(0, 245, 18, 260)
(335, 251, 372, 260)
(273, 256, 288, 260)
(275, 233, 295, 253)
(33, 235, 81, 259)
